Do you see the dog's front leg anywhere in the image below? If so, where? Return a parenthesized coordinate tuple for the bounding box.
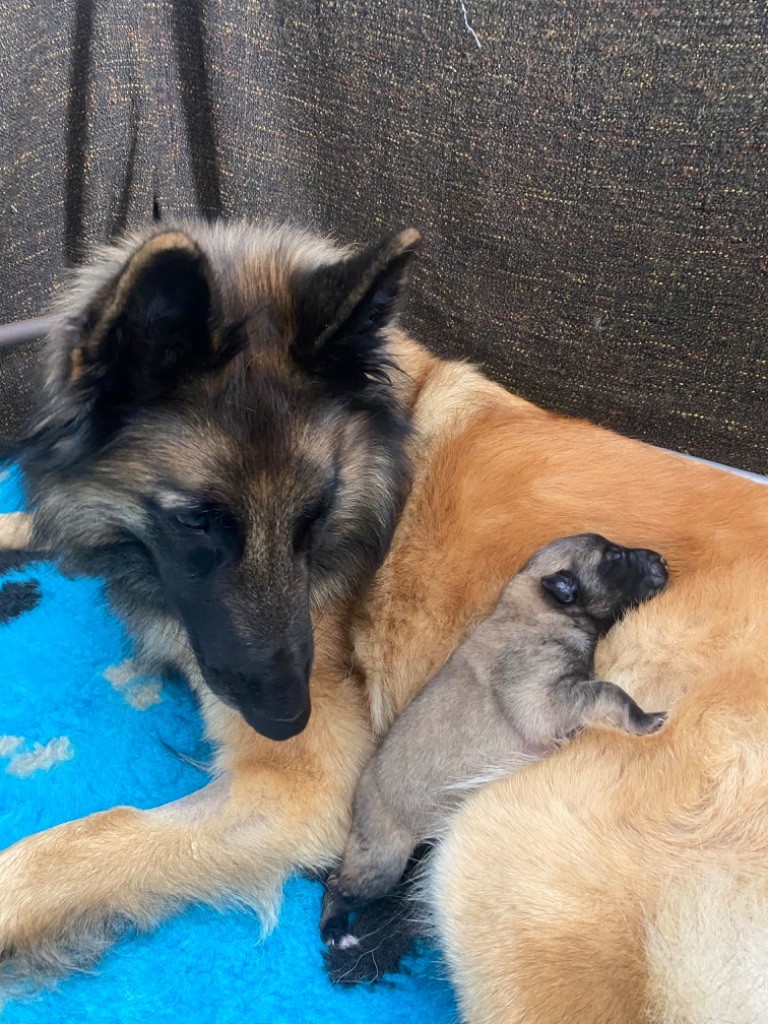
(0, 512, 34, 550)
(0, 676, 372, 982)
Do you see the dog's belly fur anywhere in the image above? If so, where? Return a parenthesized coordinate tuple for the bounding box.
(3, 335, 768, 1023)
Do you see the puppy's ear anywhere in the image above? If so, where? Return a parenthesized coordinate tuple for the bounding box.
(541, 571, 580, 605)
(292, 229, 420, 403)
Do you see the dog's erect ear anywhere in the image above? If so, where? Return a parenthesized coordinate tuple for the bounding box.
(17, 231, 246, 471)
(69, 231, 243, 418)
(292, 229, 420, 400)
(541, 570, 580, 605)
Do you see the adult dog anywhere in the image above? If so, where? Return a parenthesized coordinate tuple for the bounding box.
(1, 221, 767, 1024)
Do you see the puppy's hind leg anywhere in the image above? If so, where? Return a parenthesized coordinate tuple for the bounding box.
(336, 822, 415, 905)
(320, 825, 414, 949)
(323, 845, 432, 983)
(320, 879, 356, 948)
(584, 680, 667, 736)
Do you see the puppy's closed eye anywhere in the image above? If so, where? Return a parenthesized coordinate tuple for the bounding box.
(541, 570, 580, 605)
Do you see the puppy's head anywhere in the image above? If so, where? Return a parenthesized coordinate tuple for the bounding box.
(527, 533, 668, 630)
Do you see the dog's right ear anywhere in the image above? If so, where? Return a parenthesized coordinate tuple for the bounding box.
(541, 571, 580, 605)
(70, 231, 240, 411)
(19, 232, 243, 470)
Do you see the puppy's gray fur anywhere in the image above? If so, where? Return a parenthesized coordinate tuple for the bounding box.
(322, 532, 668, 941)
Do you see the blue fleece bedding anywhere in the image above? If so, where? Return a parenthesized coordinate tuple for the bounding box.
(0, 468, 457, 1024)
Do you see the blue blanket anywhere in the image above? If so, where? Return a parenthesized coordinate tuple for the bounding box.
(0, 469, 457, 1024)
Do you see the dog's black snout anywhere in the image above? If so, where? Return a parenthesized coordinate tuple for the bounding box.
(195, 634, 314, 742)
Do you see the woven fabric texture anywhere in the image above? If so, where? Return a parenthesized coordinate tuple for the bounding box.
(0, 0, 766, 470)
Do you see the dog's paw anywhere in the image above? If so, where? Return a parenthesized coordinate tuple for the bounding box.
(321, 843, 432, 985)
(319, 874, 355, 947)
(322, 890, 419, 985)
(321, 908, 355, 948)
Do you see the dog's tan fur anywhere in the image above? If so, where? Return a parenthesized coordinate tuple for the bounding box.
(2, 225, 768, 1020)
(0, 513, 33, 550)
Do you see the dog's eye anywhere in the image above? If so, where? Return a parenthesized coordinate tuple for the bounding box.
(174, 510, 211, 533)
(293, 502, 326, 553)
(293, 490, 335, 553)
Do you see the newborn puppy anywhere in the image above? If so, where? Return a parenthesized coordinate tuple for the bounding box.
(321, 533, 669, 948)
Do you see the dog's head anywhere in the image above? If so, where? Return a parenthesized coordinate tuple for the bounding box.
(527, 533, 669, 629)
(18, 223, 420, 740)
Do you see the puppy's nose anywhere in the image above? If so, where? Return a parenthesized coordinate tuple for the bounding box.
(638, 550, 669, 591)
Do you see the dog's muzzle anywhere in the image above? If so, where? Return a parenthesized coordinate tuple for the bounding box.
(198, 641, 313, 742)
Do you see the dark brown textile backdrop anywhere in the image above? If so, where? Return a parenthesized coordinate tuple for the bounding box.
(1, 1, 767, 470)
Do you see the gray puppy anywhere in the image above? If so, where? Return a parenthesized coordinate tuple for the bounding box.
(321, 533, 668, 945)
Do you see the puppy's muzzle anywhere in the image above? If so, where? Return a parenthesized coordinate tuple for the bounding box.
(605, 545, 669, 602)
(632, 548, 669, 598)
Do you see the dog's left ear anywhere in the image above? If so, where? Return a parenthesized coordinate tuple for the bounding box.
(292, 229, 420, 400)
(541, 571, 580, 605)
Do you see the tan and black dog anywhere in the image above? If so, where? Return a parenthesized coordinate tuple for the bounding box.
(1, 221, 768, 1024)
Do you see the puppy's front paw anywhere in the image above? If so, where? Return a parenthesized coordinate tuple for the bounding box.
(632, 709, 667, 735)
